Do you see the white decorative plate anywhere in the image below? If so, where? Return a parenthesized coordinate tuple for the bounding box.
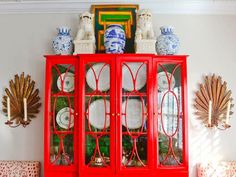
(122, 99, 147, 129)
(56, 107, 74, 129)
(86, 63, 110, 91)
(158, 71, 175, 91)
(57, 72, 74, 92)
(87, 99, 110, 129)
(122, 63, 147, 91)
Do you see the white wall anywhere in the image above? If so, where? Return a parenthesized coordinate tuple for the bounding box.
(0, 13, 236, 177)
(154, 14, 236, 176)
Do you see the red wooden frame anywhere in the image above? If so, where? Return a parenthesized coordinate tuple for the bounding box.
(44, 54, 188, 177)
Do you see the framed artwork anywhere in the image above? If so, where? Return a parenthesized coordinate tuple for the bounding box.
(91, 4, 139, 53)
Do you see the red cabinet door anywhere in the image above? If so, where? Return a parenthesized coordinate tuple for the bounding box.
(153, 56, 188, 177)
(44, 56, 79, 177)
(78, 54, 116, 176)
(116, 55, 154, 176)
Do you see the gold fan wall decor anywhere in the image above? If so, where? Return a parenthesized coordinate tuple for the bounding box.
(2, 72, 41, 128)
(194, 74, 234, 130)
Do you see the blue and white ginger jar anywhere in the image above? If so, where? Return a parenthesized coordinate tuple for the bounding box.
(52, 26, 73, 55)
(156, 26, 180, 55)
(104, 24, 126, 54)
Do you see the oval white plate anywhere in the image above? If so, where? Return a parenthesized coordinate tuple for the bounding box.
(56, 107, 74, 129)
(122, 63, 146, 91)
(158, 71, 175, 91)
(86, 63, 110, 91)
(122, 99, 147, 129)
(57, 72, 74, 92)
(87, 99, 110, 129)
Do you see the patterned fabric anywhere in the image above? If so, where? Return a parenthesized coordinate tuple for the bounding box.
(197, 161, 236, 177)
(0, 161, 40, 177)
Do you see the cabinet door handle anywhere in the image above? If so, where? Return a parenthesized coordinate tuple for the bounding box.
(111, 113, 115, 116)
(117, 113, 120, 116)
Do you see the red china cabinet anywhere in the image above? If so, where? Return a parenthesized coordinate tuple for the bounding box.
(44, 54, 188, 177)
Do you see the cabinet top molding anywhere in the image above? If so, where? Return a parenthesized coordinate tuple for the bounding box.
(44, 54, 189, 59)
(1, 0, 236, 14)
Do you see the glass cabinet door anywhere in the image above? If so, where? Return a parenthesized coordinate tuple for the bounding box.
(117, 57, 152, 172)
(153, 59, 186, 167)
(79, 56, 116, 174)
(48, 60, 78, 167)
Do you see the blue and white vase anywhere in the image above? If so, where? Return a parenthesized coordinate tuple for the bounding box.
(156, 26, 180, 55)
(104, 24, 126, 54)
(52, 26, 73, 55)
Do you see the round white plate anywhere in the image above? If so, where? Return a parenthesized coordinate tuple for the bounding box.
(122, 99, 147, 129)
(86, 63, 110, 91)
(56, 107, 74, 129)
(122, 63, 146, 91)
(158, 71, 175, 91)
(57, 72, 74, 92)
(87, 99, 110, 129)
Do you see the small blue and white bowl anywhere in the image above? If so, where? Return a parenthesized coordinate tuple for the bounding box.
(52, 26, 73, 55)
(156, 26, 180, 55)
(104, 24, 126, 54)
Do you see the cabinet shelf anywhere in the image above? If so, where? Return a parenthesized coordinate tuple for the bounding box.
(122, 132, 147, 136)
(51, 93, 75, 97)
(50, 131, 74, 135)
(85, 93, 110, 97)
(122, 92, 147, 97)
(85, 131, 110, 135)
(157, 112, 184, 117)
(85, 93, 147, 97)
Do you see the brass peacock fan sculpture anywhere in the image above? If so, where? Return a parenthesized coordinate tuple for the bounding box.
(194, 74, 234, 129)
(2, 72, 41, 127)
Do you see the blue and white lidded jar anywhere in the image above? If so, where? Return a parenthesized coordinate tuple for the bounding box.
(52, 26, 73, 55)
(156, 26, 180, 55)
(104, 24, 126, 54)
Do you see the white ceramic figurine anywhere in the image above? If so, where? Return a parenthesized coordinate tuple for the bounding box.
(75, 11, 95, 41)
(135, 9, 156, 54)
(74, 11, 96, 54)
(135, 9, 155, 40)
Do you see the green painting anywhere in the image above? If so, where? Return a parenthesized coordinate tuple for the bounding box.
(91, 4, 139, 53)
